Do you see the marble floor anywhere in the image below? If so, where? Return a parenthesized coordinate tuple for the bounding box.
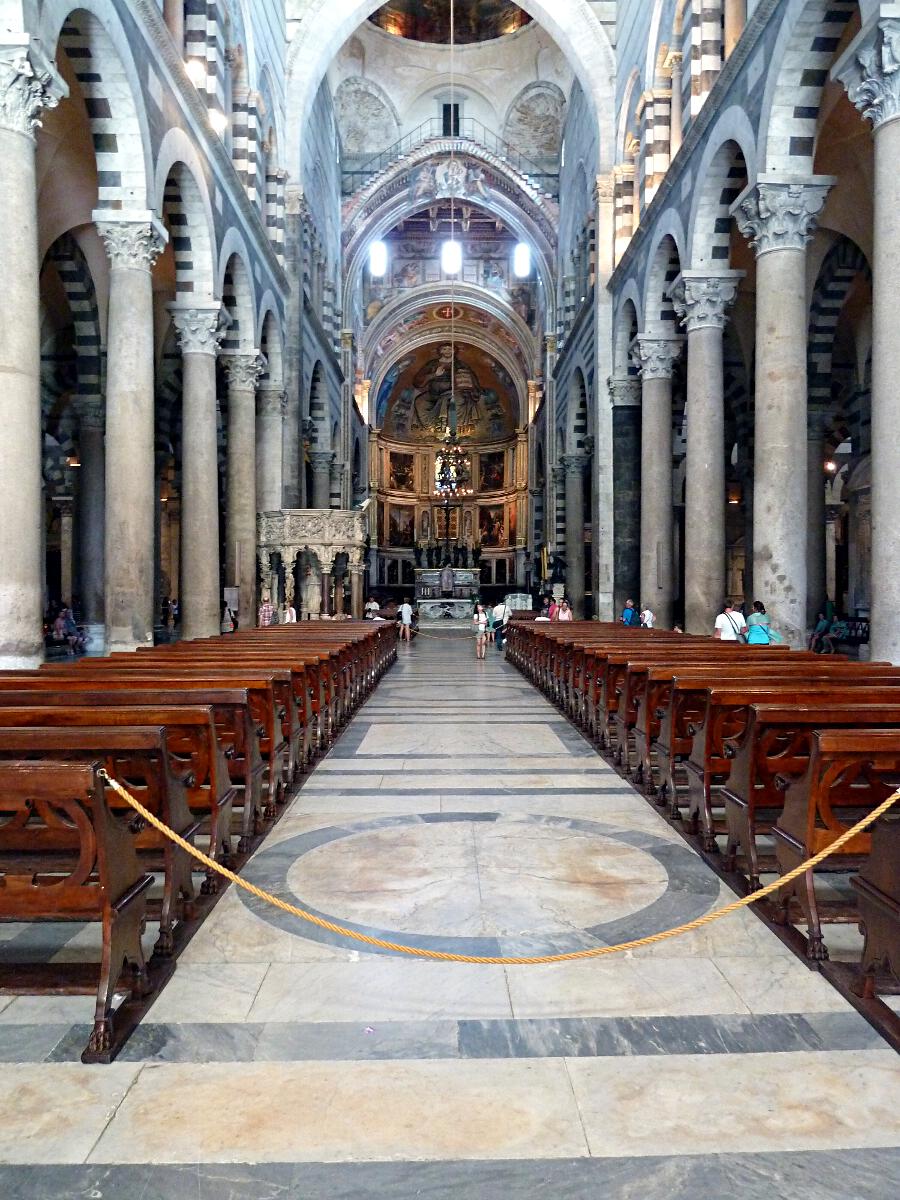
(1, 633, 899, 1198)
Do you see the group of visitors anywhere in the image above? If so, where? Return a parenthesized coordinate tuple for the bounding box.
(534, 597, 574, 621)
(255, 596, 298, 628)
(47, 603, 86, 654)
(809, 611, 851, 653)
(620, 599, 656, 628)
(473, 598, 512, 659)
(713, 599, 783, 643)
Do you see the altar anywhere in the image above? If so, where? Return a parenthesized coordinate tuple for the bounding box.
(416, 567, 478, 621)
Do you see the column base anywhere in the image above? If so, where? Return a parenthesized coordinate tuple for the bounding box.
(0, 652, 42, 670)
(83, 623, 106, 655)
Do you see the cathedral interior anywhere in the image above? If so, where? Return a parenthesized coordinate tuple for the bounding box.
(0, 1, 899, 1196)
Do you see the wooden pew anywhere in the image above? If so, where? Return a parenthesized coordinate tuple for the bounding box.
(0, 705, 236, 882)
(721, 701, 900, 888)
(681, 678, 900, 849)
(773, 729, 900, 960)
(36, 666, 289, 812)
(851, 813, 900, 998)
(0, 760, 155, 1062)
(0, 681, 265, 853)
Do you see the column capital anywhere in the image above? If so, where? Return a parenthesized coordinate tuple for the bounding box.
(95, 211, 168, 271)
(730, 177, 835, 256)
(561, 452, 589, 477)
(0, 37, 66, 139)
(222, 351, 265, 391)
(168, 302, 224, 357)
(670, 270, 745, 332)
(593, 172, 615, 205)
(53, 493, 74, 518)
(75, 396, 104, 430)
(631, 335, 683, 380)
(258, 385, 287, 416)
(608, 376, 642, 407)
(308, 449, 334, 471)
(551, 465, 566, 486)
(544, 334, 558, 355)
(834, 10, 900, 131)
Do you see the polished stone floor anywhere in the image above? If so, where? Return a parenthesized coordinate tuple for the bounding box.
(1, 633, 899, 1197)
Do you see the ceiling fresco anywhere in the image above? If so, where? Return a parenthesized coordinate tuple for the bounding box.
(369, 1, 531, 45)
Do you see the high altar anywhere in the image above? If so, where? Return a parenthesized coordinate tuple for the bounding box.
(415, 567, 478, 620)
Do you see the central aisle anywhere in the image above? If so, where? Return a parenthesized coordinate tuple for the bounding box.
(1, 634, 899, 1197)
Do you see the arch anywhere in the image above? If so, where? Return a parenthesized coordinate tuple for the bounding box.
(758, 0, 861, 174)
(43, 3, 152, 211)
(159, 151, 217, 302)
(308, 362, 330, 448)
(218, 239, 256, 352)
(807, 236, 871, 410)
(616, 67, 641, 163)
(502, 81, 566, 162)
(342, 147, 557, 324)
(43, 232, 103, 402)
(259, 308, 284, 389)
(334, 76, 401, 157)
(686, 111, 756, 266)
(285, 0, 617, 181)
(567, 368, 590, 453)
(614, 294, 641, 377)
(643, 225, 686, 334)
(644, 0, 667, 84)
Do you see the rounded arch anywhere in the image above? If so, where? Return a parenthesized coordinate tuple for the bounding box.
(218, 238, 257, 352)
(158, 152, 217, 302)
(42, 2, 153, 211)
(334, 75, 401, 157)
(616, 67, 641, 163)
(807, 235, 871, 410)
(308, 361, 330, 449)
(758, 0, 861, 174)
(502, 81, 566, 162)
(567, 367, 591, 454)
(686, 111, 756, 266)
(614, 293, 641, 377)
(259, 308, 284, 389)
(643, 225, 686, 335)
(285, 0, 617, 181)
(42, 231, 102, 402)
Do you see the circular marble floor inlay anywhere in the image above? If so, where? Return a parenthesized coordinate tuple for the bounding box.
(237, 813, 721, 958)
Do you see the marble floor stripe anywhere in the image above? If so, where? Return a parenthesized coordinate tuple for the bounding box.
(0, 1010, 879, 1064)
(6, 1149, 898, 1200)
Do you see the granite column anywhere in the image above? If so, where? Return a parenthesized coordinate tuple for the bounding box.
(732, 177, 833, 646)
(0, 44, 65, 665)
(224, 353, 264, 625)
(671, 270, 743, 632)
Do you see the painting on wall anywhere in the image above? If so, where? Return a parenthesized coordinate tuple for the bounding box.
(369, 1, 531, 45)
(388, 451, 415, 492)
(388, 505, 415, 547)
(479, 451, 505, 492)
(479, 505, 505, 547)
(381, 343, 515, 443)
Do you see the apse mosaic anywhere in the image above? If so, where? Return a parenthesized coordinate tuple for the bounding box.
(378, 343, 516, 443)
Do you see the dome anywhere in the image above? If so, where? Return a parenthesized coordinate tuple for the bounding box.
(368, 0, 531, 45)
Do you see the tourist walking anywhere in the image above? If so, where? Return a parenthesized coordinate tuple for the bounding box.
(621, 598, 639, 626)
(713, 600, 747, 641)
(220, 604, 235, 634)
(493, 598, 511, 651)
(473, 603, 488, 659)
(556, 598, 573, 621)
(640, 605, 655, 628)
(399, 597, 414, 642)
(258, 595, 275, 627)
(282, 600, 297, 623)
(486, 603, 496, 644)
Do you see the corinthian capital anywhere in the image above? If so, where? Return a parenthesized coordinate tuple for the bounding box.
(730, 178, 834, 256)
(834, 13, 900, 130)
(258, 385, 287, 416)
(669, 270, 744, 333)
(168, 302, 224, 357)
(0, 38, 66, 138)
(562, 452, 589, 477)
(631, 335, 683, 380)
(95, 212, 168, 271)
(223, 352, 265, 391)
(607, 376, 641, 407)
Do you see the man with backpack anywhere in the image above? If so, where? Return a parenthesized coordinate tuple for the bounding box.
(621, 598, 640, 627)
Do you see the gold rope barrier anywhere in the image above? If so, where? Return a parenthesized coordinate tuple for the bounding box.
(98, 769, 899, 966)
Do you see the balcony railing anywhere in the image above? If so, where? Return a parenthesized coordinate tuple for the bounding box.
(341, 117, 559, 199)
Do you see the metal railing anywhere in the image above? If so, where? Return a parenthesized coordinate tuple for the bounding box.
(341, 117, 559, 198)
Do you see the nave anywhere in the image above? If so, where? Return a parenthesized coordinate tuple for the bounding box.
(0, 636, 898, 1196)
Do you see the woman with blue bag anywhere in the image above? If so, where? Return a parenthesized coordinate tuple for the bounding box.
(746, 600, 783, 644)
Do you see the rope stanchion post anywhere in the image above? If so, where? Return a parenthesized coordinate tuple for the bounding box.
(97, 769, 900, 967)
